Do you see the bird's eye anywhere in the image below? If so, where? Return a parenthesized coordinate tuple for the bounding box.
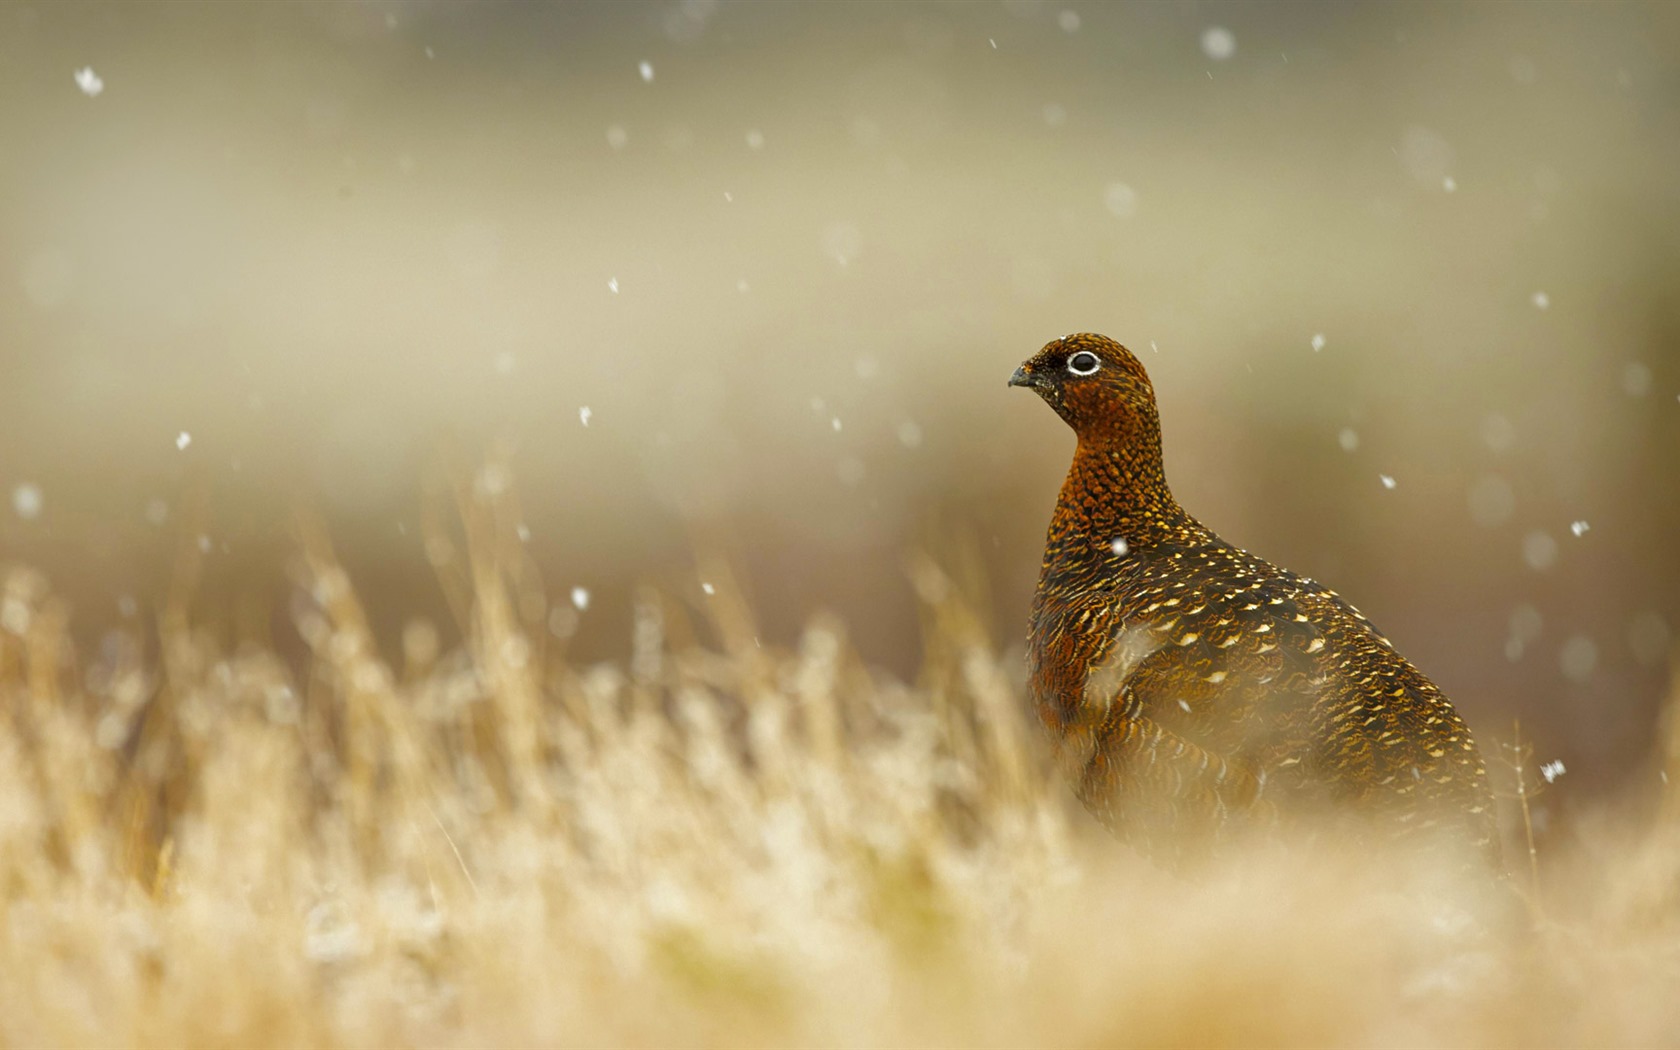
(1067, 351, 1101, 376)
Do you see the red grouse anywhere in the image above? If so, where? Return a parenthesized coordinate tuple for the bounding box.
(1011, 333, 1496, 863)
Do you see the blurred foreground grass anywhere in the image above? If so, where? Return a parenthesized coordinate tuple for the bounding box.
(2, 459, 1678, 1048)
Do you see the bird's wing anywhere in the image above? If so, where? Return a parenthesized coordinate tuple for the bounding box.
(1030, 592, 1273, 851)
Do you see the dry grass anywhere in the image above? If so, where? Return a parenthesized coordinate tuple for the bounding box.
(2, 463, 1677, 1049)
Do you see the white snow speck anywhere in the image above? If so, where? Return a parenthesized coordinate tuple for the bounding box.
(175, 431, 192, 451)
(1201, 26, 1236, 61)
(74, 67, 104, 97)
(1110, 538, 1129, 556)
(1058, 10, 1081, 32)
(1508, 603, 1543, 655)
(1337, 427, 1360, 453)
(570, 587, 590, 611)
(821, 221, 863, 266)
(1400, 126, 1455, 186)
(1310, 333, 1326, 352)
(723, 191, 733, 202)
(578, 406, 592, 427)
(1467, 475, 1515, 528)
(830, 417, 842, 432)
(989, 38, 997, 49)
(1103, 181, 1137, 219)
(196, 534, 212, 554)
(745, 129, 765, 150)
(1442, 175, 1457, 192)
(1570, 519, 1590, 537)
(1559, 635, 1597, 682)
(1622, 362, 1652, 397)
(701, 582, 715, 595)
(638, 61, 654, 82)
(12, 484, 42, 520)
(607, 277, 619, 293)
(1627, 611, 1672, 668)
(1522, 530, 1559, 571)
(1540, 759, 1566, 784)
(1481, 413, 1516, 453)
(1379, 474, 1397, 490)
(517, 523, 531, 542)
(1532, 291, 1550, 310)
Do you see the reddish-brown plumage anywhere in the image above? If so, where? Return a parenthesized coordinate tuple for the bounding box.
(1013, 334, 1497, 863)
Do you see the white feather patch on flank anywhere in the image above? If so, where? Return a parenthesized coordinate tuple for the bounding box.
(1083, 623, 1163, 712)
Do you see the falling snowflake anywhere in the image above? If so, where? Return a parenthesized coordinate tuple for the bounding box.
(745, 129, 765, 150)
(638, 61, 654, 82)
(1523, 530, 1559, 571)
(1622, 362, 1652, 397)
(579, 406, 592, 427)
(1532, 291, 1550, 310)
(1201, 26, 1236, 61)
(1541, 760, 1566, 784)
(830, 417, 842, 432)
(74, 67, 104, 97)
(570, 587, 590, 611)
(1442, 176, 1458, 193)
(1337, 428, 1360, 453)
(1310, 333, 1326, 352)
(1570, 520, 1589, 537)
(11, 484, 42, 520)
(1110, 538, 1129, 556)
(1379, 474, 1397, 490)
(175, 431, 192, 451)
(1103, 182, 1138, 219)
(701, 582, 715, 595)
(607, 277, 619, 293)
(1559, 635, 1597, 682)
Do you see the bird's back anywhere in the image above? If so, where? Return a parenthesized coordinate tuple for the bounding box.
(1028, 526, 1497, 859)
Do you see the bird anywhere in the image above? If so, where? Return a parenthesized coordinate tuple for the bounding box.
(1010, 333, 1498, 865)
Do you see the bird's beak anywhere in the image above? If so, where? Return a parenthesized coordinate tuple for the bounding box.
(1008, 364, 1038, 389)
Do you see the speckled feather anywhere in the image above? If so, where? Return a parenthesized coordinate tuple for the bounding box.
(1014, 334, 1497, 863)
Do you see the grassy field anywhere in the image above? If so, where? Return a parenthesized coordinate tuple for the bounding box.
(2, 470, 1677, 1049)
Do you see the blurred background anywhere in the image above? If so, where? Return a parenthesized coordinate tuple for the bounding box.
(1, 1, 1675, 800)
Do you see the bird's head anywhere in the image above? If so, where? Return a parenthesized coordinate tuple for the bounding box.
(1009, 333, 1160, 443)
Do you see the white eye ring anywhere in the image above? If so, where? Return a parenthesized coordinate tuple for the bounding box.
(1067, 351, 1101, 376)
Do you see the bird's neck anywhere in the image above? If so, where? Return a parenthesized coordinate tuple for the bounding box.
(1045, 435, 1193, 564)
